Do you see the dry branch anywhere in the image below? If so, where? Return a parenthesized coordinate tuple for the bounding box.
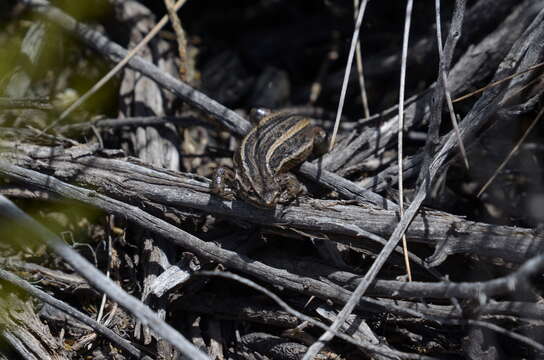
(2, 141, 542, 266)
(0, 195, 209, 360)
(22, 0, 396, 210)
(3, 0, 544, 358)
(0, 268, 148, 359)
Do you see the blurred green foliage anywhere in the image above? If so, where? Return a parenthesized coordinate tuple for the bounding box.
(0, 198, 104, 258)
(0, 0, 118, 125)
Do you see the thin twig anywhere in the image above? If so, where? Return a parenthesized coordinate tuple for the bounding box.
(25, 0, 250, 135)
(0, 268, 150, 359)
(0, 194, 209, 360)
(353, 0, 370, 118)
(413, 0, 466, 270)
(0, 97, 52, 110)
(443, 83, 469, 168)
(469, 319, 544, 353)
(164, 0, 189, 81)
(3, 160, 544, 352)
(304, 3, 414, 357)
(452, 60, 544, 103)
(435, 0, 469, 169)
(397, 0, 414, 283)
(5, 139, 543, 266)
(57, 115, 207, 134)
(195, 271, 431, 360)
(499, 76, 543, 106)
(25, 0, 397, 210)
(304, 2, 467, 359)
(329, 0, 369, 151)
(96, 219, 112, 324)
(42, 0, 188, 132)
(477, 104, 544, 197)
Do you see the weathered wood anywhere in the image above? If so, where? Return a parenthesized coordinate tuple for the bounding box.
(0, 293, 70, 360)
(6, 0, 544, 358)
(2, 141, 542, 266)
